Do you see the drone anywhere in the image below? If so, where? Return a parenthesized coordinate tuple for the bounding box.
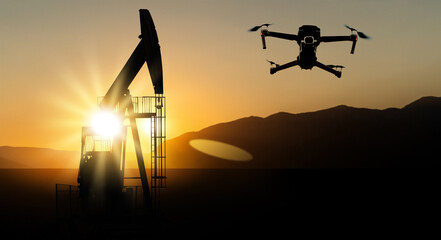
(250, 24, 370, 78)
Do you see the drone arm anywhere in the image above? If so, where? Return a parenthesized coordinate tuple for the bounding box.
(350, 40, 357, 54)
(320, 35, 353, 42)
(315, 61, 342, 78)
(321, 35, 358, 54)
(270, 60, 298, 74)
(261, 33, 266, 49)
(262, 30, 298, 41)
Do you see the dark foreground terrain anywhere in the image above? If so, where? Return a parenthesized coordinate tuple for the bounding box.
(0, 169, 439, 239)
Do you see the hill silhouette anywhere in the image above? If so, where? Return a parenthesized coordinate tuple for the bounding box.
(0, 147, 78, 168)
(167, 96, 441, 168)
(1, 96, 439, 168)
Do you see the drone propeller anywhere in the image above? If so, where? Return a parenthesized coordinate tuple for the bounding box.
(328, 65, 345, 69)
(267, 60, 279, 67)
(344, 25, 370, 39)
(249, 24, 272, 32)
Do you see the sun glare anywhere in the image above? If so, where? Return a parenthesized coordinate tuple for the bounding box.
(42, 55, 111, 151)
(90, 111, 122, 137)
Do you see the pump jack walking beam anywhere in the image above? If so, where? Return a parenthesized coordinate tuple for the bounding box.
(100, 9, 163, 109)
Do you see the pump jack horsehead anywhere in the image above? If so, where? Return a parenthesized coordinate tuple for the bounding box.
(249, 24, 370, 78)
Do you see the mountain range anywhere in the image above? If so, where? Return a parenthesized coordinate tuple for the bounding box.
(166, 96, 441, 168)
(0, 147, 78, 168)
(1, 96, 440, 168)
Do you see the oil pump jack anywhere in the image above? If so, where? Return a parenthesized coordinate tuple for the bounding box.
(75, 9, 166, 215)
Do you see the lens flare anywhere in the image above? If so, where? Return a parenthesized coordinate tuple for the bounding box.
(189, 139, 253, 161)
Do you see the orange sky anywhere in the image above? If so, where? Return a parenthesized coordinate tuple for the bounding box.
(0, 0, 440, 151)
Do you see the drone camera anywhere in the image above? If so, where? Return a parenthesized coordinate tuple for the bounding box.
(304, 36, 315, 44)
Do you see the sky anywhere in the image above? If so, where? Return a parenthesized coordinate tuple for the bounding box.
(0, 0, 440, 151)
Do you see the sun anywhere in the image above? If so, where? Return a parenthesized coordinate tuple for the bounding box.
(90, 111, 122, 137)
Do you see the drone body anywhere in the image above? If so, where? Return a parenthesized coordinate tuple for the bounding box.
(250, 24, 369, 78)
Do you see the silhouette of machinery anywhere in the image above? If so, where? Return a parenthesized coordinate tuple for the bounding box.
(250, 24, 370, 77)
(56, 10, 166, 231)
(76, 9, 166, 215)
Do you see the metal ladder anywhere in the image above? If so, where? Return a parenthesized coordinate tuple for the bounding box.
(150, 95, 166, 212)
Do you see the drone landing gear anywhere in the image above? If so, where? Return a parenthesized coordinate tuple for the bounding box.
(315, 61, 342, 78)
(269, 60, 298, 75)
(268, 59, 342, 78)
